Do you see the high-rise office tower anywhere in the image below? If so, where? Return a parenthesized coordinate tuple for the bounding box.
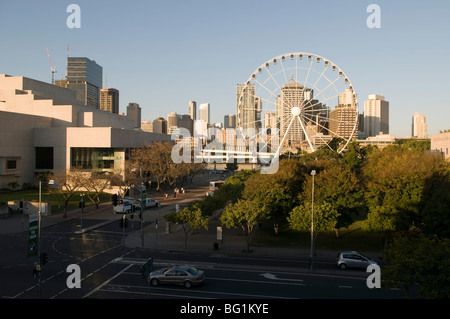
(56, 57, 103, 108)
(167, 112, 178, 133)
(364, 94, 389, 137)
(153, 117, 168, 134)
(189, 101, 197, 121)
(329, 88, 358, 140)
(236, 83, 256, 133)
(178, 114, 194, 135)
(412, 112, 428, 138)
(127, 103, 141, 129)
(100, 88, 119, 114)
(279, 76, 306, 144)
(199, 103, 210, 124)
(264, 112, 276, 134)
(224, 114, 236, 129)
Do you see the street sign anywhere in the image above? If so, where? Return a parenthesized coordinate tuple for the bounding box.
(140, 257, 153, 279)
(28, 214, 39, 258)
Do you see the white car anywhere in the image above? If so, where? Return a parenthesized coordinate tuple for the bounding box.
(145, 198, 161, 208)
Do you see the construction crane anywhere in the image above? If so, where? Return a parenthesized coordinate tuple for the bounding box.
(46, 48, 57, 85)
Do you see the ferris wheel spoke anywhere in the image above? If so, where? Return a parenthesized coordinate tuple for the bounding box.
(301, 76, 342, 111)
(309, 117, 350, 141)
(301, 91, 341, 113)
(307, 63, 330, 102)
(296, 115, 315, 152)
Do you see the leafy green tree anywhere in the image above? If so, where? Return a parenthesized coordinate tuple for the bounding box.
(299, 158, 362, 237)
(220, 199, 269, 252)
(243, 159, 306, 233)
(361, 147, 445, 239)
(382, 234, 450, 298)
(288, 202, 340, 253)
(165, 202, 208, 250)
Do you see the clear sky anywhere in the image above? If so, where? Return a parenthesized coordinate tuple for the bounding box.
(1, 0, 449, 137)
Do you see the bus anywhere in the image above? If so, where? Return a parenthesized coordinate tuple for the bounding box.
(206, 180, 225, 196)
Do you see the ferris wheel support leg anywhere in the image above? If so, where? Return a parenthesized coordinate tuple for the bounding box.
(297, 116, 315, 152)
(272, 115, 296, 161)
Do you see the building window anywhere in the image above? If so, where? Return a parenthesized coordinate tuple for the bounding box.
(36, 147, 54, 169)
(71, 148, 115, 171)
(6, 160, 17, 170)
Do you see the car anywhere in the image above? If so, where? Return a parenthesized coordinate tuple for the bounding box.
(336, 251, 377, 270)
(145, 198, 160, 208)
(148, 265, 205, 288)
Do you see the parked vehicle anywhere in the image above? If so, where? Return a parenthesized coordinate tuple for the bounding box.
(144, 198, 160, 208)
(148, 265, 205, 288)
(206, 180, 225, 196)
(336, 251, 377, 270)
(113, 198, 141, 216)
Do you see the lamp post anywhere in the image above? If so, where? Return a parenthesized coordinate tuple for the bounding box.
(310, 170, 316, 270)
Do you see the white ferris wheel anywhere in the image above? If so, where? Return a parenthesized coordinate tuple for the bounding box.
(237, 52, 359, 158)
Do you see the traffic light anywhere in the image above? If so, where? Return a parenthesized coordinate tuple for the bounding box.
(40, 252, 48, 265)
(112, 194, 118, 206)
(78, 201, 85, 208)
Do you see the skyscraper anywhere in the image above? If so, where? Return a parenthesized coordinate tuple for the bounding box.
(199, 103, 210, 124)
(328, 88, 358, 141)
(236, 83, 256, 133)
(412, 112, 428, 138)
(153, 117, 167, 134)
(100, 88, 119, 114)
(224, 114, 236, 129)
(364, 94, 389, 137)
(56, 57, 103, 108)
(127, 103, 141, 129)
(167, 112, 178, 133)
(189, 101, 196, 121)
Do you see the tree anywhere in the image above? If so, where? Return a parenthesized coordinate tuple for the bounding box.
(46, 168, 84, 218)
(382, 234, 450, 298)
(242, 159, 305, 234)
(361, 147, 445, 239)
(81, 172, 111, 208)
(165, 202, 208, 251)
(220, 199, 269, 252)
(288, 202, 340, 251)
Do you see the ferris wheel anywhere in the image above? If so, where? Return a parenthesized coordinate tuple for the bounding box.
(237, 52, 359, 158)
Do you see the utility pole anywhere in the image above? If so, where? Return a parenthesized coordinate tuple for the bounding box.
(310, 170, 316, 271)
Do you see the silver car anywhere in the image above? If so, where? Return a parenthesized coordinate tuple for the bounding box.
(148, 265, 205, 288)
(336, 251, 377, 270)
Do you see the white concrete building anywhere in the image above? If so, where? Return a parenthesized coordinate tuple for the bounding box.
(431, 132, 450, 161)
(412, 112, 428, 138)
(364, 94, 389, 137)
(0, 74, 170, 189)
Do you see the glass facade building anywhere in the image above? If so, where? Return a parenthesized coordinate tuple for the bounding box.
(57, 57, 103, 108)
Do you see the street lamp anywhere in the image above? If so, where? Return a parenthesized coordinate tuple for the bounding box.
(310, 170, 316, 270)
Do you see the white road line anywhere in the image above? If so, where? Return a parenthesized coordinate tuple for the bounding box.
(82, 264, 134, 299)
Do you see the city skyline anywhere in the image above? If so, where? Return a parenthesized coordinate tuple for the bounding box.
(1, 1, 449, 137)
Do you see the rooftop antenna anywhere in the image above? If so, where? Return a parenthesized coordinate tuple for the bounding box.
(46, 48, 57, 84)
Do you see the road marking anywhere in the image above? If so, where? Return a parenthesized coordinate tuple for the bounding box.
(82, 264, 134, 299)
(261, 272, 304, 282)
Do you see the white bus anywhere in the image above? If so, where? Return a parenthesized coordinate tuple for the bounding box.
(206, 180, 225, 196)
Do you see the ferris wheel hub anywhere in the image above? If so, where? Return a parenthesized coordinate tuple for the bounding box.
(291, 106, 301, 116)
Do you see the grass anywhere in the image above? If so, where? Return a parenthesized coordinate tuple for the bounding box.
(0, 189, 111, 215)
(251, 220, 385, 253)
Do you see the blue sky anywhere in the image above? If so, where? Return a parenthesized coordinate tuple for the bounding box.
(1, 0, 449, 137)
